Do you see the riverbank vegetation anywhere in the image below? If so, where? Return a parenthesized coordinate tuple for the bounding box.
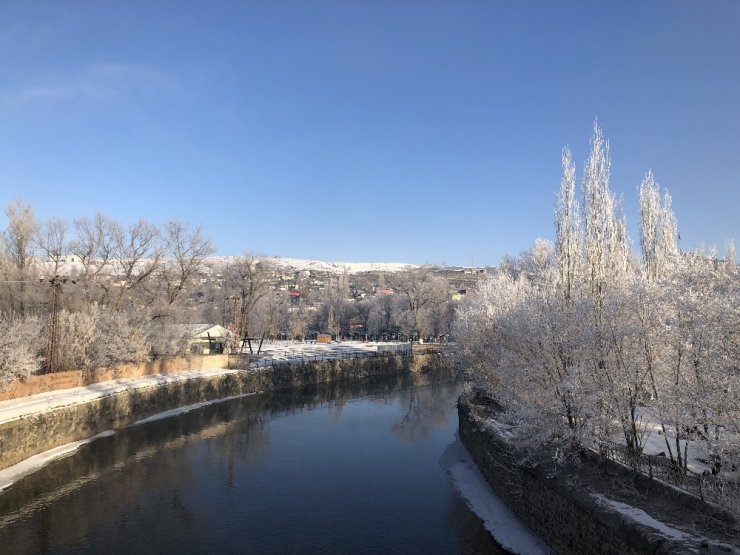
(0, 208, 460, 387)
(456, 123, 738, 493)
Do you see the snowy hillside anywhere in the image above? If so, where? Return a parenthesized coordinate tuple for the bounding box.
(37, 255, 417, 277)
(266, 257, 417, 274)
(207, 256, 417, 274)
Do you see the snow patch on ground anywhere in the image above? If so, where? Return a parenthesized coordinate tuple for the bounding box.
(0, 430, 115, 491)
(591, 494, 691, 541)
(479, 417, 514, 438)
(610, 407, 739, 480)
(440, 437, 553, 555)
(634, 410, 712, 475)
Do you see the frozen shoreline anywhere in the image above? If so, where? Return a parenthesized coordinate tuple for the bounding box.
(440, 436, 553, 554)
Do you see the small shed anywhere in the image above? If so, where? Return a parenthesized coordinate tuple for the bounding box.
(183, 324, 230, 355)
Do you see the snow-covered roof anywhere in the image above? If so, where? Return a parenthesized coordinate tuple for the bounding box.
(175, 324, 230, 339)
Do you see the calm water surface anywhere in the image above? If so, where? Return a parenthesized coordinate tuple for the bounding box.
(0, 375, 509, 554)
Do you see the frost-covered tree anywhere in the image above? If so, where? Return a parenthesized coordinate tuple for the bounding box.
(600, 276, 668, 452)
(365, 293, 398, 339)
(581, 121, 630, 300)
(579, 122, 631, 446)
(639, 171, 678, 281)
(159, 220, 214, 306)
(657, 252, 740, 471)
(110, 219, 163, 309)
(389, 267, 448, 338)
(3, 199, 38, 276)
(460, 123, 739, 487)
(639, 171, 660, 279)
(68, 213, 118, 309)
(1, 199, 40, 315)
(52, 310, 98, 372)
(455, 266, 598, 453)
(86, 309, 150, 368)
(49, 307, 161, 371)
(555, 147, 580, 302)
(0, 313, 42, 388)
(142, 312, 190, 359)
(34, 217, 68, 277)
(224, 253, 274, 339)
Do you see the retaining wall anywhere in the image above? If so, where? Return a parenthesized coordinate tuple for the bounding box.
(0, 354, 251, 402)
(458, 393, 740, 554)
(0, 353, 447, 471)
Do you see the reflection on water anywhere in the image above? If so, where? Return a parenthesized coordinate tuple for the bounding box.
(393, 384, 452, 444)
(0, 373, 509, 554)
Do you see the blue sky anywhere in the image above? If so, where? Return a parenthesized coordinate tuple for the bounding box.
(1, 1, 738, 265)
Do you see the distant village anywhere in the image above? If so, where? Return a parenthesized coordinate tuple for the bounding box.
(42, 254, 490, 344)
(0, 202, 495, 381)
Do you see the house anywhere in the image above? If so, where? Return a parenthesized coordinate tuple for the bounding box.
(181, 324, 230, 355)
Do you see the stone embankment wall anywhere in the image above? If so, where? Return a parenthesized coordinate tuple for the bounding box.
(458, 393, 740, 555)
(0, 353, 447, 471)
(0, 354, 252, 402)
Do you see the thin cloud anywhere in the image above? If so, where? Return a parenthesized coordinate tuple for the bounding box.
(0, 63, 180, 114)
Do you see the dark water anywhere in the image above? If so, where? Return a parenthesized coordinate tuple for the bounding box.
(0, 375, 508, 554)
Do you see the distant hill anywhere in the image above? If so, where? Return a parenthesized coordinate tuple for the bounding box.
(207, 256, 418, 275)
(265, 257, 417, 274)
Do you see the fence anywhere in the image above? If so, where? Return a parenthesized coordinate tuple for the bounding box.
(249, 343, 412, 369)
(411, 343, 446, 355)
(603, 441, 740, 516)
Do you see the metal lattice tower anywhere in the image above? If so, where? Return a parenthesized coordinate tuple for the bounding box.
(229, 295, 241, 354)
(46, 276, 62, 373)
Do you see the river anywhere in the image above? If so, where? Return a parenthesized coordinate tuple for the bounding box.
(0, 374, 545, 554)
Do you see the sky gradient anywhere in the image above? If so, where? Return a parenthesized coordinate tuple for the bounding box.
(1, 1, 738, 265)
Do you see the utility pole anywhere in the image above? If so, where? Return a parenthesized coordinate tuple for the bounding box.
(46, 276, 62, 373)
(229, 295, 241, 354)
